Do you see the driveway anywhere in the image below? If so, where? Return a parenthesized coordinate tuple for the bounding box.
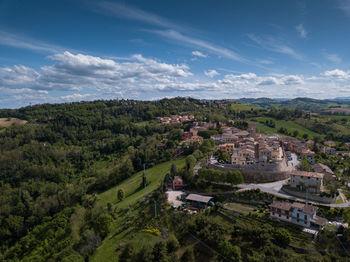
(166, 190, 184, 207)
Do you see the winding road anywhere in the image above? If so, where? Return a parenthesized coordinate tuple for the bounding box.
(237, 179, 350, 208)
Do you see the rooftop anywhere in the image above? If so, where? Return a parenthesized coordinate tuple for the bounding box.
(311, 163, 334, 175)
(185, 194, 213, 204)
(292, 171, 324, 179)
(270, 200, 292, 211)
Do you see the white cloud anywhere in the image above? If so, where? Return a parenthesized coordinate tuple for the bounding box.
(152, 30, 248, 63)
(95, 2, 249, 64)
(248, 34, 304, 60)
(192, 51, 207, 58)
(0, 30, 66, 53)
(323, 69, 350, 79)
(1, 52, 350, 107)
(324, 53, 342, 63)
(204, 70, 219, 78)
(296, 24, 308, 38)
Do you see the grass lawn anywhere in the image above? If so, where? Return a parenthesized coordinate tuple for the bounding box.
(250, 117, 321, 139)
(98, 158, 185, 208)
(91, 158, 186, 261)
(224, 202, 255, 215)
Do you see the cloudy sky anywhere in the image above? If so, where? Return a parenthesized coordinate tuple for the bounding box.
(1, 0, 350, 108)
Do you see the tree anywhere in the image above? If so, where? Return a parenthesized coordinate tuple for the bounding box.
(293, 130, 299, 137)
(170, 163, 177, 176)
(118, 189, 125, 202)
(274, 228, 291, 247)
(152, 241, 168, 262)
(186, 155, 196, 171)
(136, 246, 154, 262)
(167, 235, 180, 253)
(119, 243, 136, 262)
(302, 133, 309, 140)
(181, 246, 195, 262)
(93, 213, 113, 238)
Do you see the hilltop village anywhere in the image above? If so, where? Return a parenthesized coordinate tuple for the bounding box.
(159, 114, 349, 234)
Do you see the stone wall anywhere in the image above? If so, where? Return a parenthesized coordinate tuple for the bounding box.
(205, 163, 290, 183)
(282, 186, 336, 204)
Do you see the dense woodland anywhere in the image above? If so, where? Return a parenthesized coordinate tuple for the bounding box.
(1, 97, 350, 261)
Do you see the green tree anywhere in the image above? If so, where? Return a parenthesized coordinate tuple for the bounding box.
(186, 155, 196, 171)
(93, 213, 113, 238)
(152, 241, 168, 262)
(274, 228, 291, 247)
(167, 235, 180, 253)
(118, 188, 125, 202)
(119, 243, 136, 262)
(181, 246, 195, 262)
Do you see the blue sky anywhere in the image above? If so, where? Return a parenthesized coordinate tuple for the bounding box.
(1, 0, 350, 108)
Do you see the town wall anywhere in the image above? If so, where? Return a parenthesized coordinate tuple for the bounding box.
(205, 163, 290, 183)
(282, 187, 336, 204)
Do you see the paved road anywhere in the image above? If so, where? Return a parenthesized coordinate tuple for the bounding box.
(238, 179, 350, 208)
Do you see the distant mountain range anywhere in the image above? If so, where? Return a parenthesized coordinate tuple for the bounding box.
(231, 97, 350, 112)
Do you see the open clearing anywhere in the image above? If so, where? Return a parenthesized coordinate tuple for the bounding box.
(0, 118, 27, 128)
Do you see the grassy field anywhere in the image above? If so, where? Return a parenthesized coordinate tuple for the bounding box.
(0, 117, 27, 128)
(231, 103, 259, 111)
(91, 158, 186, 261)
(224, 202, 255, 215)
(250, 117, 321, 139)
(98, 158, 185, 208)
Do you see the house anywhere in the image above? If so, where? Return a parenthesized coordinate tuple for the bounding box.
(311, 163, 335, 180)
(344, 142, 350, 148)
(185, 194, 213, 209)
(290, 171, 324, 193)
(300, 149, 316, 164)
(172, 176, 184, 190)
(231, 148, 255, 165)
(182, 132, 192, 140)
(270, 200, 328, 230)
(324, 141, 336, 147)
(321, 146, 336, 155)
(218, 143, 235, 154)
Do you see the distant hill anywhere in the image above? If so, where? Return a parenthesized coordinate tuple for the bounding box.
(234, 97, 350, 112)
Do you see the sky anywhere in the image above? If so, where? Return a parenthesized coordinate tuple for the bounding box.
(0, 0, 350, 108)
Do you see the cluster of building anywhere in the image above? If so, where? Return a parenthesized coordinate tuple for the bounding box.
(270, 200, 328, 230)
(157, 114, 195, 125)
(213, 126, 284, 166)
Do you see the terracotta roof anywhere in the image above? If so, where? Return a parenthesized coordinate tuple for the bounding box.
(292, 171, 324, 179)
(301, 149, 315, 155)
(270, 200, 292, 211)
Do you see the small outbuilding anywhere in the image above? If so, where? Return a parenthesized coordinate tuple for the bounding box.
(185, 194, 213, 209)
(172, 176, 184, 190)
